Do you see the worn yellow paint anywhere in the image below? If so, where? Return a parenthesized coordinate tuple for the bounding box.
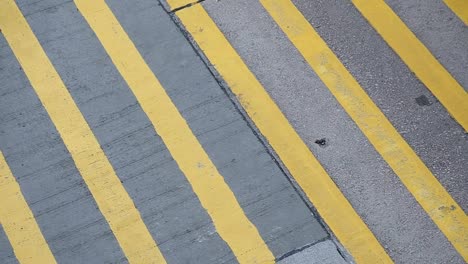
(444, 0, 468, 25)
(0, 151, 57, 264)
(261, 0, 468, 261)
(74, 1, 275, 263)
(351, 0, 468, 132)
(173, 3, 392, 263)
(0, 1, 165, 263)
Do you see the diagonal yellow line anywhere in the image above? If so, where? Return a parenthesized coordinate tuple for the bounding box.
(443, 0, 468, 25)
(170, 2, 393, 263)
(167, 0, 196, 11)
(260, 0, 468, 261)
(74, 1, 275, 263)
(351, 0, 468, 132)
(0, 1, 165, 263)
(0, 151, 57, 264)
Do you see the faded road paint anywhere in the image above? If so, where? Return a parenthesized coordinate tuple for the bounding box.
(75, 1, 275, 263)
(0, 1, 165, 263)
(0, 151, 56, 264)
(172, 2, 391, 263)
(261, 0, 468, 261)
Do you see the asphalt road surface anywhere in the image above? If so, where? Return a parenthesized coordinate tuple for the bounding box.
(0, 0, 466, 263)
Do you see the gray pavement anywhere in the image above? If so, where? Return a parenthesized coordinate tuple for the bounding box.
(0, 226, 17, 264)
(0, 32, 128, 263)
(0, 0, 466, 263)
(289, 0, 468, 211)
(1, 0, 336, 263)
(386, 0, 468, 91)
(277, 240, 347, 264)
(197, 0, 466, 263)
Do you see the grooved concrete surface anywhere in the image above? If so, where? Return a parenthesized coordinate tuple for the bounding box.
(200, 0, 467, 263)
(1, 0, 466, 263)
(0, 226, 17, 264)
(0, 0, 334, 263)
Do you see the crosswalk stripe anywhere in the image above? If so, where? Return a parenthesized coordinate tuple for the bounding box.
(351, 0, 468, 132)
(0, 151, 57, 264)
(260, 0, 468, 261)
(0, 1, 165, 263)
(74, 1, 275, 263)
(443, 0, 468, 25)
(172, 3, 393, 263)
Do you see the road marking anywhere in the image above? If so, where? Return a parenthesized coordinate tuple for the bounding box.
(351, 0, 468, 132)
(172, 3, 393, 263)
(74, 1, 275, 263)
(0, 1, 165, 263)
(260, 0, 468, 261)
(166, 0, 195, 11)
(0, 151, 57, 264)
(443, 0, 468, 25)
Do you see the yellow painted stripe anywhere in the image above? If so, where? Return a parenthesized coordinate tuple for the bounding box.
(0, 151, 57, 264)
(260, 0, 468, 261)
(167, 0, 196, 10)
(172, 3, 393, 264)
(444, 0, 468, 25)
(74, 1, 275, 263)
(0, 1, 165, 263)
(351, 0, 468, 132)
